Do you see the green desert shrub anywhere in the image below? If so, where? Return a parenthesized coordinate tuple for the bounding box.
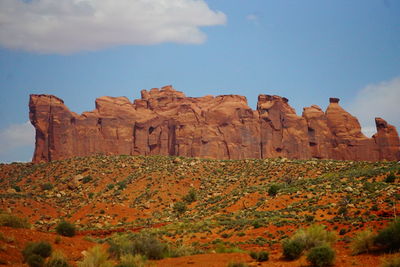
(291, 224, 336, 250)
(108, 233, 199, 261)
(227, 262, 248, 267)
(385, 173, 396, 183)
(77, 245, 113, 267)
(56, 221, 76, 237)
(130, 234, 168, 259)
(45, 251, 70, 267)
(282, 224, 336, 260)
(0, 213, 30, 228)
(12, 185, 21, 192)
(381, 257, 400, 267)
(117, 181, 127, 190)
(108, 235, 132, 258)
(27, 254, 45, 267)
(54, 236, 61, 244)
(82, 176, 93, 184)
(108, 233, 168, 260)
(167, 244, 201, 258)
(375, 220, 400, 252)
(173, 202, 187, 215)
(183, 188, 197, 203)
(306, 245, 335, 267)
(41, 183, 54, 191)
(351, 229, 375, 255)
(215, 244, 244, 254)
(337, 206, 348, 216)
(305, 215, 315, 223)
(268, 184, 279, 196)
(249, 251, 269, 262)
(282, 239, 305, 260)
(23, 241, 53, 261)
(107, 184, 115, 190)
(115, 254, 147, 267)
(23, 241, 53, 267)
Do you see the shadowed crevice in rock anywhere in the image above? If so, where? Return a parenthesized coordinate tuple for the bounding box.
(29, 85, 400, 162)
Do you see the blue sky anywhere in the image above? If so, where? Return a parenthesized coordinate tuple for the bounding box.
(0, 0, 399, 162)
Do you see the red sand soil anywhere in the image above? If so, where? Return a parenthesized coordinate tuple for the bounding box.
(0, 226, 95, 266)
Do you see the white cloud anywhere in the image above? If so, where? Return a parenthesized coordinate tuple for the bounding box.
(0, 121, 35, 151)
(0, 0, 226, 54)
(348, 76, 400, 137)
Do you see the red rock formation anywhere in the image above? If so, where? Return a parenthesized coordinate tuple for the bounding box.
(302, 105, 334, 159)
(373, 118, 400, 161)
(29, 86, 400, 162)
(324, 98, 380, 161)
(258, 95, 310, 159)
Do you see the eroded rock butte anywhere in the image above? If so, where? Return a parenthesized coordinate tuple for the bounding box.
(29, 85, 400, 162)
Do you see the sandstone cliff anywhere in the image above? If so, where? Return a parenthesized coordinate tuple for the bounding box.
(29, 85, 400, 162)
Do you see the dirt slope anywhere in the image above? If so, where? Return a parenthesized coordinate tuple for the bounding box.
(1, 155, 399, 266)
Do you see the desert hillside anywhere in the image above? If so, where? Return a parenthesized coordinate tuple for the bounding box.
(1, 155, 399, 266)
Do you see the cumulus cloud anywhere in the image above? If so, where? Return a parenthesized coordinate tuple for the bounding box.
(348, 76, 400, 137)
(0, 121, 35, 152)
(0, 0, 226, 53)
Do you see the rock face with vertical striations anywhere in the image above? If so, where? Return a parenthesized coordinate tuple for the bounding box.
(29, 85, 400, 162)
(373, 117, 400, 161)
